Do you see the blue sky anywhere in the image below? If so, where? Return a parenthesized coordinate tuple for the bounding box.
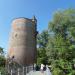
(0, 0, 75, 53)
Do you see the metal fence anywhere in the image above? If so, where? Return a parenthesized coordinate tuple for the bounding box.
(10, 66, 33, 75)
(0, 66, 34, 75)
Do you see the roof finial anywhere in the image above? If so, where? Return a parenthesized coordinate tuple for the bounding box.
(32, 15, 37, 24)
(32, 15, 37, 20)
(32, 15, 36, 19)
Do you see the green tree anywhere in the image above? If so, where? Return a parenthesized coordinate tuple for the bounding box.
(0, 47, 6, 75)
(37, 30, 49, 65)
(47, 9, 75, 75)
(0, 47, 5, 67)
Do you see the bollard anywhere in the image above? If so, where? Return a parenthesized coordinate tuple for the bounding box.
(18, 68, 20, 75)
(26, 67, 27, 74)
(22, 67, 25, 75)
(11, 70, 13, 75)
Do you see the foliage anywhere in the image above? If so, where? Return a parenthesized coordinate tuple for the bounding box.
(52, 68, 64, 75)
(47, 9, 75, 75)
(37, 9, 75, 75)
(0, 67, 6, 75)
(0, 47, 4, 55)
(37, 30, 49, 65)
(0, 47, 6, 74)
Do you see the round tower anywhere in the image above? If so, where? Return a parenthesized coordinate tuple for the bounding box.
(8, 17, 37, 66)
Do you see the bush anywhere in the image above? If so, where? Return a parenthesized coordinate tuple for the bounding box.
(52, 68, 65, 75)
(0, 67, 8, 75)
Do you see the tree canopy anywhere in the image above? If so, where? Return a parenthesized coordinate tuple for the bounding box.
(37, 30, 49, 65)
(47, 9, 75, 75)
(37, 9, 75, 75)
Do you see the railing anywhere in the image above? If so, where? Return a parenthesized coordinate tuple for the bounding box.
(5, 57, 34, 75)
(0, 66, 34, 75)
(0, 67, 52, 75)
(10, 66, 33, 75)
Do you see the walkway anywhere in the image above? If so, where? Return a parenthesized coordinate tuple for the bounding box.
(27, 71, 46, 75)
(27, 67, 52, 75)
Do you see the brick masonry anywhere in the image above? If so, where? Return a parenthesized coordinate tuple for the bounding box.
(8, 17, 37, 65)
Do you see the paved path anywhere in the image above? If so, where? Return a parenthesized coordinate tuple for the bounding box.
(27, 71, 46, 75)
(27, 67, 52, 75)
(27, 71, 52, 75)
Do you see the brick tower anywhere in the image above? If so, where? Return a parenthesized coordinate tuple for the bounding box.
(7, 16, 37, 66)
